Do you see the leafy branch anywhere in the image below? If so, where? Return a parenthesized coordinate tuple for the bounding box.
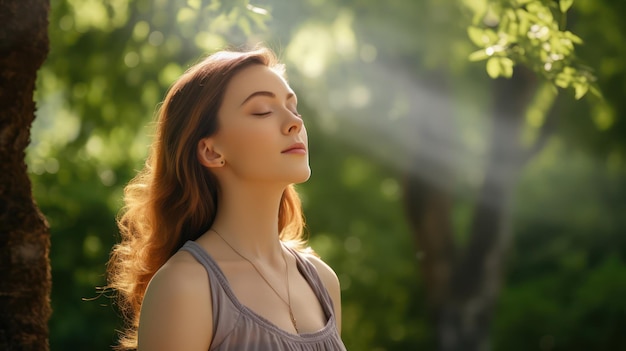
(466, 0, 600, 99)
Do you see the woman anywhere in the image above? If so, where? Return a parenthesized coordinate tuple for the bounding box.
(107, 46, 346, 350)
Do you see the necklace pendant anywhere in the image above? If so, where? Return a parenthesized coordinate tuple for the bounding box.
(289, 309, 298, 333)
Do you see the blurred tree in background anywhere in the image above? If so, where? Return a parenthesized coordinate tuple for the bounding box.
(26, 0, 625, 350)
(1, 0, 51, 349)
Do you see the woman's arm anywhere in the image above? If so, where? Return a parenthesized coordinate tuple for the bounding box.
(137, 254, 213, 350)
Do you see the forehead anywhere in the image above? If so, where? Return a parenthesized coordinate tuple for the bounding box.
(222, 64, 294, 105)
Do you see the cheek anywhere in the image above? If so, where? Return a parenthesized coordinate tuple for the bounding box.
(223, 124, 277, 160)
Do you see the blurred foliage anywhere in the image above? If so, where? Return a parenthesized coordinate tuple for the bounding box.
(500, 140, 626, 350)
(28, 0, 625, 350)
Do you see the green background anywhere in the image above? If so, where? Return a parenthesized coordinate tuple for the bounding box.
(28, 0, 626, 349)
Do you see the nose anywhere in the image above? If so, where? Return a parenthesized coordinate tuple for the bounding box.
(284, 112, 303, 135)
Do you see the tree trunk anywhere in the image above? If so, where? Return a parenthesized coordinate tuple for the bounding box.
(0, 0, 51, 350)
(405, 67, 538, 351)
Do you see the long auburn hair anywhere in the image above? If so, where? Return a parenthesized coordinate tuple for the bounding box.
(107, 46, 307, 350)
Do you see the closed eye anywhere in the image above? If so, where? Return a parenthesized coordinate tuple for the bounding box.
(252, 112, 271, 116)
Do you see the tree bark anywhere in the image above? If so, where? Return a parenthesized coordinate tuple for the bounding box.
(0, 0, 51, 350)
(405, 67, 538, 351)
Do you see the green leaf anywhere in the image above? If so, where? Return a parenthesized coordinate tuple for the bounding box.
(501, 57, 515, 78)
(468, 26, 487, 46)
(515, 9, 532, 35)
(564, 31, 584, 44)
(560, 0, 574, 13)
(555, 72, 572, 88)
(574, 82, 589, 99)
(527, 2, 553, 23)
(484, 57, 515, 78)
(469, 49, 489, 62)
(500, 9, 514, 35)
(486, 57, 502, 78)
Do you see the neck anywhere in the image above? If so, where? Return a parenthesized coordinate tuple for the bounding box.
(210, 180, 286, 260)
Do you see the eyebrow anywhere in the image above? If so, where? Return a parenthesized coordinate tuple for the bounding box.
(240, 91, 296, 106)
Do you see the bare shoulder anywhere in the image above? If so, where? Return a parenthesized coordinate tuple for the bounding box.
(137, 250, 213, 351)
(301, 252, 343, 333)
(302, 253, 340, 288)
(153, 250, 208, 285)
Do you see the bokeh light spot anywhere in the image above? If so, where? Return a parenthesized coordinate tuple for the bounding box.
(124, 52, 140, 68)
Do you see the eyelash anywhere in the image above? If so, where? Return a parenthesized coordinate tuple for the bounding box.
(252, 110, 301, 117)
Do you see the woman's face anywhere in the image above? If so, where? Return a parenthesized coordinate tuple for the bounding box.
(210, 64, 310, 185)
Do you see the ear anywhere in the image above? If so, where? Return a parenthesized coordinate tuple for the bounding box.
(197, 138, 225, 168)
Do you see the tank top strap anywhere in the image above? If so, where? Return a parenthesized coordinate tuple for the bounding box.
(179, 241, 241, 349)
(283, 246, 337, 321)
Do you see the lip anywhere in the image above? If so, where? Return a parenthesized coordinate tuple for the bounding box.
(281, 142, 307, 154)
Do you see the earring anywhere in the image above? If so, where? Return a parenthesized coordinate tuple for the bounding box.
(220, 160, 225, 165)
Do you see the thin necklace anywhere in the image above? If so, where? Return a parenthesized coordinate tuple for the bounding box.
(210, 229, 299, 333)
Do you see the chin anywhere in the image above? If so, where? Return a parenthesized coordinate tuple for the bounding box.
(290, 167, 312, 184)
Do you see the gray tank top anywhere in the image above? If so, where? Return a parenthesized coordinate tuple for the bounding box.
(180, 241, 347, 351)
